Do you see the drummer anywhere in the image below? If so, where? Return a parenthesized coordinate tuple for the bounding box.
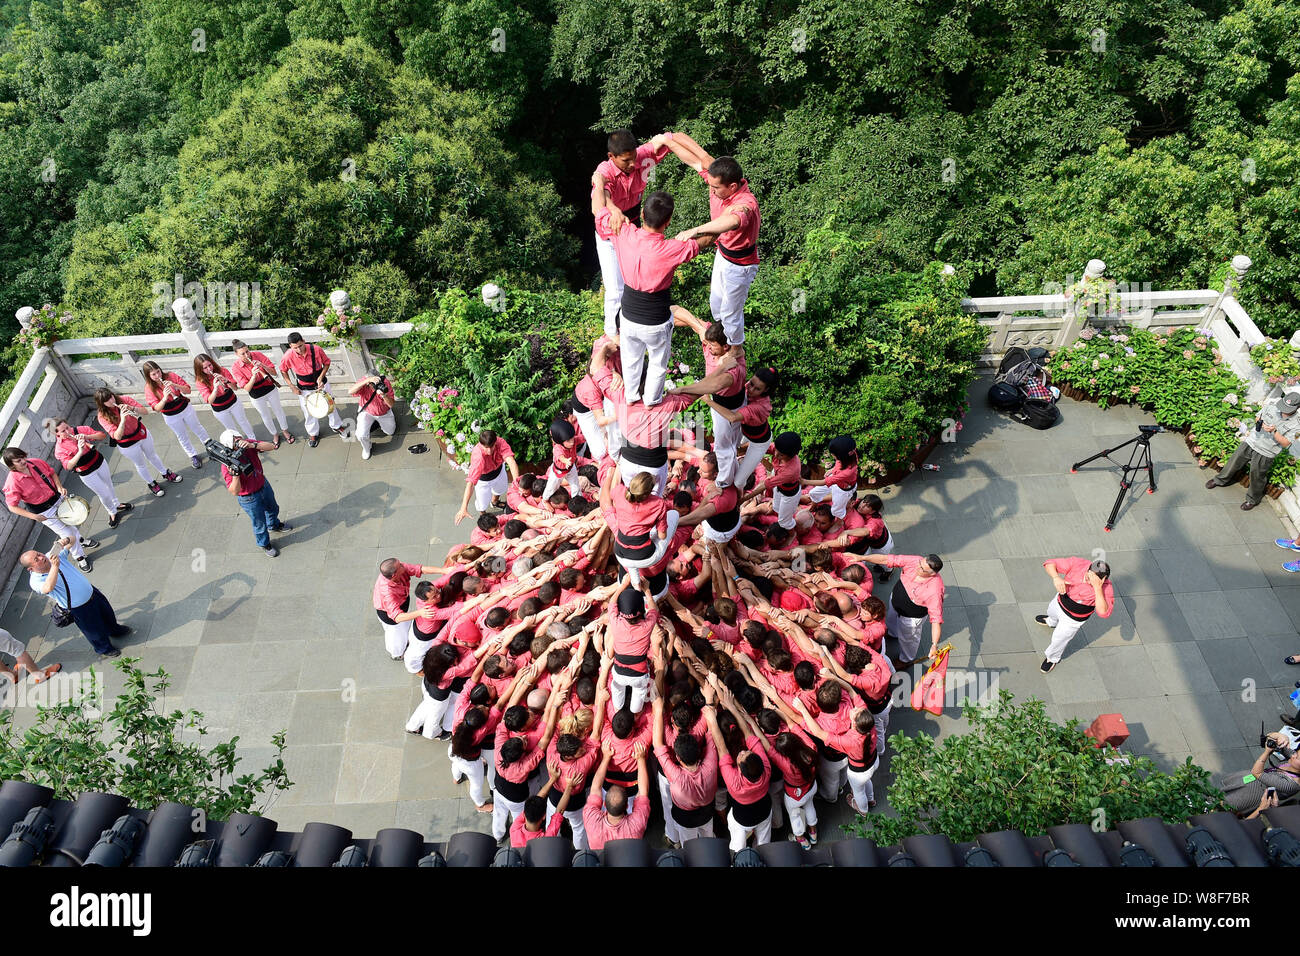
(50, 418, 134, 529)
(230, 339, 294, 447)
(3, 447, 97, 572)
(194, 353, 259, 440)
(279, 332, 343, 447)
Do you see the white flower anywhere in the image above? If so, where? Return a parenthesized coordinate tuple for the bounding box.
(471, 421, 481, 434)
(1224, 393, 1239, 406)
(455, 432, 466, 442)
(678, 362, 690, 374)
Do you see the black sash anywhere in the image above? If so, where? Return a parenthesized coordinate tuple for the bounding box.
(671, 801, 714, 827)
(891, 578, 928, 619)
(570, 389, 591, 415)
(742, 421, 771, 442)
(718, 242, 756, 265)
(24, 466, 60, 512)
(208, 382, 237, 411)
(375, 597, 409, 627)
(621, 441, 667, 468)
(494, 770, 531, 805)
(114, 414, 146, 447)
(1058, 590, 1096, 621)
(776, 481, 800, 496)
(711, 387, 745, 410)
(620, 201, 642, 226)
(705, 492, 740, 533)
(73, 448, 105, 476)
(424, 676, 452, 701)
(863, 525, 889, 549)
(613, 650, 648, 677)
(479, 463, 503, 483)
(728, 791, 772, 827)
(160, 391, 189, 415)
(615, 530, 655, 562)
(620, 286, 671, 327)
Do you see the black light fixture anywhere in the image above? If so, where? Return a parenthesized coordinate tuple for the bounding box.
(333, 846, 367, 867)
(1184, 827, 1233, 867)
(85, 815, 147, 867)
(492, 847, 523, 868)
(0, 806, 54, 867)
(1262, 828, 1300, 867)
(1118, 841, 1154, 867)
(571, 849, 600, 867)
(732, 848, 765, 867)
(964, 846, 999, 867)
(887, 851, 918, 867)
(254, 850, 293, 867)
(417, 850, 446, 867)
(175, 841, 215, 867)
(655, 850, 685, 867)
(1043, 848, 1079, 867)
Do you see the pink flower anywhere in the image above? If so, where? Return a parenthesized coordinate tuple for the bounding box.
(436, 429, 445, 437)
(1129, 385, 1141, 394)
(1183, 350, 1195, 359)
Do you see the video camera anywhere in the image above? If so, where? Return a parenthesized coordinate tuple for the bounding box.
(203, 438, 253, 476)
(1138, 425, 1165, 435)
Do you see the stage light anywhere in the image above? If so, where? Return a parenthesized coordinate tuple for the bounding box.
(0, 807, 54, 867)
(84, 815, 147, 867)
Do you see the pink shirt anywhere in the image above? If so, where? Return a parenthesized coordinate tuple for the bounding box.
(1046, 557, 1114, 618)
(719, 734, 772, 804)
(466, 437, 514, 485)
(611, 484, 670, 537)
(278, 344, 331, 384)
(764, 456, 802, 492)
(597, 210, 700, 292)
(230, 350, 278, 389)
(609, 608, 660, 665)
(593, 140, 671, 212)
(583, 790, 651, 850)
(738, 394, 771, 427)
(372, 562, 422, 618)
(53, 427, 105, 473)
(654, 736, 719, 810)
(825, 460, 859, 490)
(194, 365, 238, 405)
(3, 457, 60, 509)
(884, 554, 946, 623)
(97, 397, 148, 443)
(143, 372, 191, 410)
(700, 170, 760, 264)
(493, 724, 547, 784)
(509, 809, 564, 848)
(703, 346, 746, 399)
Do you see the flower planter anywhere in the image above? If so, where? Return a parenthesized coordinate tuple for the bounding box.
(860, 433, 943, 490)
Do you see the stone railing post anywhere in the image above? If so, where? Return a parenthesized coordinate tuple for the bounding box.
(1205, 254, 1251, 331)
(330, 289, 367, 379)
(1058, 258, 1105, 345)
(173, 298, 211, 358)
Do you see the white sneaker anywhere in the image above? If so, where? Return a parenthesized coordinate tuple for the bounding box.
(361, 446, 372, 460)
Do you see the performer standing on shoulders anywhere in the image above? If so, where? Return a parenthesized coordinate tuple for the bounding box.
(279, 332, 344, 448)
(348, 372, 398, 462)
(141, 361, 208, 469)
(3, 447, 97, 571)
(591, 130, 676, 337)
(50, 419, 132, 529)
(455, 429, 520, 524)
(230, 340, 294, 447)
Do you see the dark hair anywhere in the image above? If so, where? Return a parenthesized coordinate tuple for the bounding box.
(774, 731, 817, 776)
(674, 733, 701, 766)
(673, 490, 694, 510)
(479, 429, 497, 446)
(503, 705, 531, 732)
(537, 582, 560, 605)
(379, 558, 401, 579)
(451, 707, 487, 759)
(508, 631, 531, 656)
(766, 648, 793, 672)
(523, 795, 547, 824)
(607, 129, 638, 156)
(422, 643, 460, 685)
(737, 686, 762, 715)
(558, 567, 581, 590)
(476, 513, 498, 533)
(861, 493, 882, 516)
(503, 519, 527, 539)
(704, 322, 728, 346)
(767, 525, 793, 547)
(752, 365, 779, 395)
(499, 736, 526, 767)
(794, 661, 817, 690)
(1, 447, 28, 469)
(671, 702, 696, 733)
(643, 190, 674, 230)
(578, 464, 598, 483)
(816, 681, 843, 712)
(468, 683, 493, 707)
(545, 648, 569, 674)
(569, 496, 593, 517)
(739, 753, 763, 782)
(555, 733, 581, 760)
(575, 676, 596, 705)
(736, 529, 764, 550)
(757, 709, 783, 736)
(707, 156, 743, 184)
(611, 708, 635, 739)
(549, 488, 571, 508)
(287, 331, 304, 344)
(843, 645, 870, 674)
(530, 476, 549, 498)
(925, 553, 944, 573)
(518, 597, 542, 619)
(841, 563, 866, 584)
(483, 656, 506, 679)
(483, 606, 509, 630)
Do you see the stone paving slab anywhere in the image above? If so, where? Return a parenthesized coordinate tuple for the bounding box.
(1, 382, 1297, 846)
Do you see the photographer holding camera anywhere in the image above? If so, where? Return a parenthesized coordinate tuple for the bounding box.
(216, 429, 292, 557)
(1227, 730, 1300, 816)
(347, 372, 397, 462)
(1206, 390, 1300, 511)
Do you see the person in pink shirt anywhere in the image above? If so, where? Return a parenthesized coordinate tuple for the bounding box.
(591, 129, 674, 337)
(544, 730, 601, 849)
(278, 332, 343, 446)
(803, 434, 859, 519)
(509, 768, 577, 849)
(141, 361, 208, 469)
(703, 687, 773, 851)
(593, 191, 704, 406)
(373, 557, 442, 659)
(542, 418, 581, 501)
(669, 306, 747, 487)
(3, 448, 95, 570)
(1036, 557, 1114, 672)
(455, 429, 520, 524)
(582, 739, 651, 851)
(492, 682, 563, 841)
(601, 468, 678, 587)
(230, 339, 294, 447)
(702, 365, 779, 493)
(746, 431, 802, 530)
(571, 336, 621, 460)
(607, 583, 660, 714)
(405, 642, 479, 740)
(862, 552, 947, 667)
(651, 695, 719, 846)
(94, 388, 181, 498)
(194, 353, 258, 441)
(50, 419, 132, 528)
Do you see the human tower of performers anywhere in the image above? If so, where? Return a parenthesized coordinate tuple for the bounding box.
(372, 131, 948, 854)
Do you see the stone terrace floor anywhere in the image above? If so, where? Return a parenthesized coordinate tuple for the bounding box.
(2, 376, 1297, 843)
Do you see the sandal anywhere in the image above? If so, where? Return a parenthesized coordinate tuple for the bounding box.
(1286, 656, 1300, 666)
(31, 663, 62, 685)
(284, 433, 295, 445)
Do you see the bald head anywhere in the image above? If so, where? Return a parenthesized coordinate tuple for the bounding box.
(526, 689, 549, 712)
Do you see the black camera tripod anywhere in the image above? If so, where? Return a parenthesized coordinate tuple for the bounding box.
(1071, 425, 1163, 531)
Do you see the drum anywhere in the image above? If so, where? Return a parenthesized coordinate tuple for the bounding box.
(55, 494, 90, 527)
(304, 390, 335, 419)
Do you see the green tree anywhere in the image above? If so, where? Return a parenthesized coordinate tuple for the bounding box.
(859, 691, 1225, 845)
(0, 657, 292, 820)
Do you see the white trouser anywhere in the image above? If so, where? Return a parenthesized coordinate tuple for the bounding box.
(450, 751, 489, 806)
(810, 483, 856, 519)
(727, 808, 772, 851)
(604, 398, 624, 459)
(545, 802, 588, 850)
(783, 784, 819, 837)
(847, 759, 879, 810)
(405, 683, 458, 739)
(817, 754, 848, 799)
(886, 603, 929, 662)
(358, 408, 396, 454)
(1044, 595, 1088, 663)
(573, 408, 608, 461)
(620, 320, 673, 406)
(734, 436, 770, 492)
(674, 820, 714, 843)
(710, 404, 744, 487)
(773, 487, 800, 529)
(160, 405, 209, 457)
(250, 389, 290, 433)
(701, 520, 739, 545)
(76, 463, 120, 513)
(617, 458, 668, 497)
(610, 670, 650, 714)
(710, 255, 758, 345)
(212, 403, 257, 440)
(542, 465, 579, 500)
(36, 502, 85, 558)
(118, 433, 169, 484)
(298, 383, 343, 437)
(657, 773, 677, 843)
(615, 510, 681, 576)
(874, 702, 893, 757)
(492, 794, 525, 841)
(483, 748, 496, 789)
(403, 633, 434, 674)
(474, 469, 509, 511)
(767, 776, 785, 829)
(382, 616, 412, 659)
(866, 530, 895, 559)
(595, 233, 624, 338)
